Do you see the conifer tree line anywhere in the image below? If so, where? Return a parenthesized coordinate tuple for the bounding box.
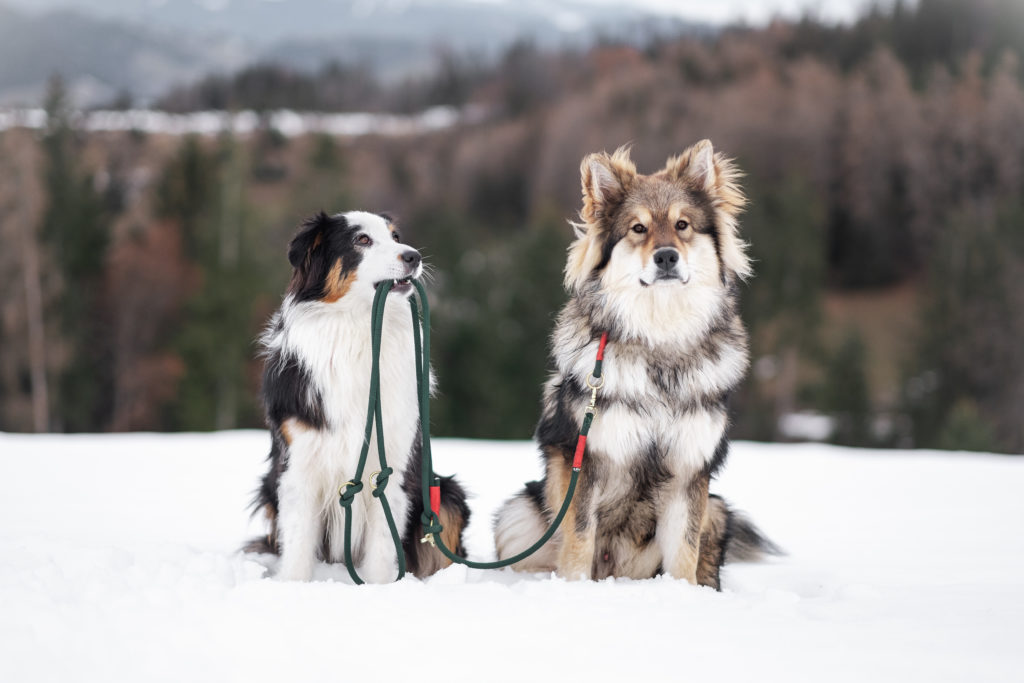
(0, 0, 1021, 453)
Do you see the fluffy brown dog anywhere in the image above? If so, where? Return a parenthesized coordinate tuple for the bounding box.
(494, 141, 775, 588)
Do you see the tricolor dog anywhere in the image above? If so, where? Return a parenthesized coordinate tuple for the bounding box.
(246, 211, 468, 582)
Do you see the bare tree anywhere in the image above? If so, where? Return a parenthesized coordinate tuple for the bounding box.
(0, 131, 49, 431)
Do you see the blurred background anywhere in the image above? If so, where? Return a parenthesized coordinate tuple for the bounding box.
(0, 0, 1021, 453)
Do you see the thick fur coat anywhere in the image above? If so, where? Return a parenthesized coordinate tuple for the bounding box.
(494, 141, 774, 588)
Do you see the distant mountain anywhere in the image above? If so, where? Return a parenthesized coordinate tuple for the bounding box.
(1, 0, 696, 44)
(0, 0, 709, 107)
(0, 4, 250, 107)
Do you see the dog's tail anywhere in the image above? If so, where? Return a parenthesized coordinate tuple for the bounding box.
(242, 438, 282, 555)
(242, 517, 278, 555)
(707, 494, 782, 563)
(402, 473, 471, 578)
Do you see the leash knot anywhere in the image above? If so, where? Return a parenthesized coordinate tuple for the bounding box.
(420, 510, 444, 532)
(338, 480, 364, 507)
(370, 467, 394, 497)
(419, 510, 444, 546)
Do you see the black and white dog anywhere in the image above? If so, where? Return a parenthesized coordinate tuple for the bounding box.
(246, 211, 468, 582)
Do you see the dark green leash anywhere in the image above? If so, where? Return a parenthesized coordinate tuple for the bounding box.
(337, 280, 407, 584)
(339, 279, 606, 582)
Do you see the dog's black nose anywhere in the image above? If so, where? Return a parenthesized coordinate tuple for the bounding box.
(401, 250, 422, 268)
(653, 248, 679, 272)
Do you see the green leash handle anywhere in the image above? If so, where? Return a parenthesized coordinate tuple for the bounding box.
(341, 278, 591, 582)
(338, 280, 407, 585)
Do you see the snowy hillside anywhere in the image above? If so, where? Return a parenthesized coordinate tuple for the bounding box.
(1, 432, 1021, 682)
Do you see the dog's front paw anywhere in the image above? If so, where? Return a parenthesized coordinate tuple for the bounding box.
(358, 539, 400, 584)
(277, 555, 314, 582)
(358, 557, 398, 584)
(555, 566, 592, 581)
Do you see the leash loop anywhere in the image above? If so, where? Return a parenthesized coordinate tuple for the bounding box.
(339, 278, 607, 581)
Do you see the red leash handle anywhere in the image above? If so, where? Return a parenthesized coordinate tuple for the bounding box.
(572, 434, 588, 469)
(430, 484, 441, 517)
(573, 331, 607, 471)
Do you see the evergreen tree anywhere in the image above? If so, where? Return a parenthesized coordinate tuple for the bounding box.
(818, 329, 873, 447)
(38, 75, 111, 431)
(735, 173, 825, 440)
(426, 210, 567, 438)
(905, 200, 1024, 453)
(168, 134, 266, 430)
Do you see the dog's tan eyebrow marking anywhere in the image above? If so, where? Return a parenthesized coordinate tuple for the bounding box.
(669, 204, 697, 225)
(633, 207, 654, 226)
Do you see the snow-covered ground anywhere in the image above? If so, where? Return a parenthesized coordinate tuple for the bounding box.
(1, 432, 1021, 682)
(0, 106, 480, 137)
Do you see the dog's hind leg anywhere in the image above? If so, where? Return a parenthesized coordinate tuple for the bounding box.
(494, 480, 558, 572)
(695, 494, 729, 590)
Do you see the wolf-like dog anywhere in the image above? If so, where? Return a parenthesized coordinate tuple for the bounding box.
(493, 141, 775, 588)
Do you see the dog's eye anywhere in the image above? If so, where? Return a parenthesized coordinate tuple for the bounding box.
(392, 232, 400, 242)
(357, 235, 372, 246)
(631, 223, 647, 234)
(676, 220, 690, 231)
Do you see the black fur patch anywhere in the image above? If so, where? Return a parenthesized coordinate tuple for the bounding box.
(534, 377, 585, 450)
(523, 479, 547, 513)
(262, 349, 326, 429)
(702, 433, 731, 479)
(592, 231, 625, 274)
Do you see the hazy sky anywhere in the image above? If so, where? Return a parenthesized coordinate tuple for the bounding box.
(7, 0, 885, 26)
(560, 0, 882, 25)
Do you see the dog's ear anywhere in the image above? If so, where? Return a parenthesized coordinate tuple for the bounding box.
(662, 139, 744, 215)
(288, 211, 334, 269)
(664, 140, 752, 280)
(663, 139, 718, 191)
(287, 212, 345, 299)
(580, 147, 636, 226)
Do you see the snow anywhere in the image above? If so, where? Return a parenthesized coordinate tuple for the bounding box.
(0, 106, 480, 137)
(1, 431, 1021, 682)
(778, 411, 835, 441)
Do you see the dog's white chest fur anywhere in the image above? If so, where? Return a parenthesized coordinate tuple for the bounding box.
(276, 298, 420, 450)
(268, 297, 421, 580)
